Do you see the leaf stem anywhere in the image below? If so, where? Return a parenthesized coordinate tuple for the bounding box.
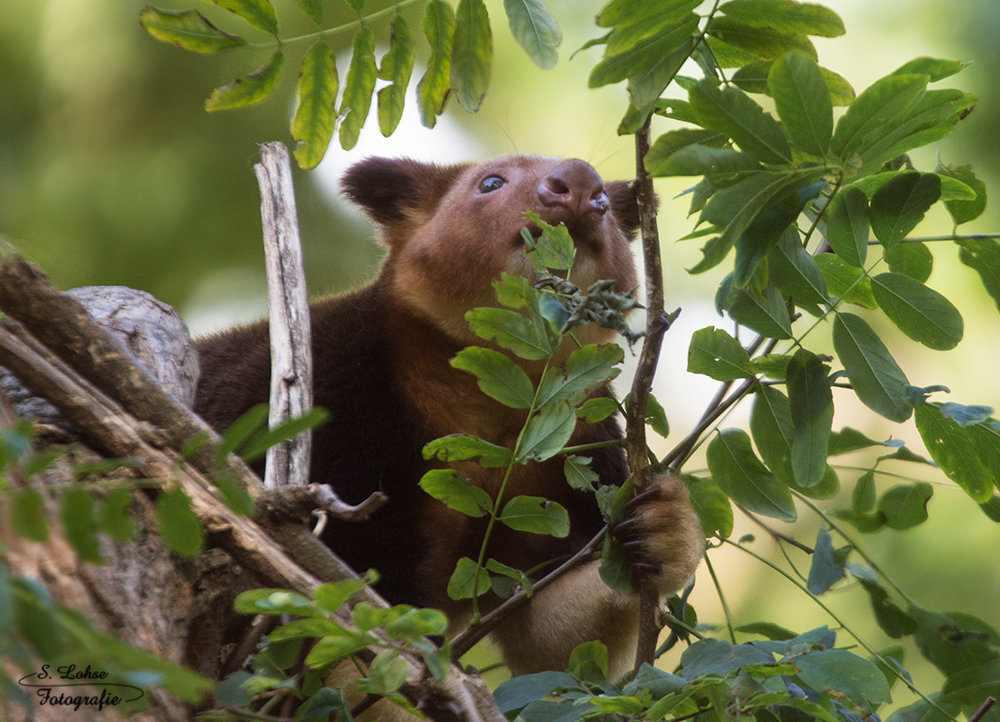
(704, 551, 736, 643)
(249, 0, 424, 49)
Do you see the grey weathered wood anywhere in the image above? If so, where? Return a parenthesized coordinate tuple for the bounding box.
(254, 141, 313, 489)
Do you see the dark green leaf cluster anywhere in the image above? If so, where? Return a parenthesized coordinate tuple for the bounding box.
(139, 0, 565, 167)
(226, 573, 450, 717)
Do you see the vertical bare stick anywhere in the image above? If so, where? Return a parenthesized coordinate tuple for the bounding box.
(254, 142, 313, 488)
(626, 117, 674, 672)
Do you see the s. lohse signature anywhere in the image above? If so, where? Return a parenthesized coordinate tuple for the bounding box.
(18, 663, 145, 713)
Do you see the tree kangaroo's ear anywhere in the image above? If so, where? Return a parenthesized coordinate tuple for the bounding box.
(606, 179, 656, 240)
(340, 157, 470, 226)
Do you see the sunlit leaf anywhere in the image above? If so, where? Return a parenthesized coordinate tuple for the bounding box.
(589, 13, 699, 88)
(717, 276, 794, 339)
(205, 50, 284, 111)
(833, 313, 911, 422)
(683, 474, 734, 538)
(707, 429, 795, 522)
(296, 0, 323, 24)
(339, 27, 377, 150)
(209, 0, 278, 35)
(767, 227, 829, 306)
(292, 41, 338, 169)
(939, 163, 988, 226)
(815, 254, 877, 309)
(750, 385, 794, 487)
(718, 0, 844, 37)
(503, 0, 561, 69)
(447, 557, 492, 599)
(417, 0, 455, 128)
(706, 17, 817, 62)
(466, 307, 556, 360)
(139, 6, 246, 54)
(871, 273, 963, 350)
(893, 57, 968, 82)
(451, 0, 492, 112)
(377, 14, 415, 137)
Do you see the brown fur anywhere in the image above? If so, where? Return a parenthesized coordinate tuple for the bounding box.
(194, 155, 703, 679)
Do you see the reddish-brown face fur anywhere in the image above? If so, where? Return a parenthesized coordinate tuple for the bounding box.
(342, 155, 640, 346)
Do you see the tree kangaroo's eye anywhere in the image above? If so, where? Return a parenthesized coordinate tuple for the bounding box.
(479, 176, 506, 193)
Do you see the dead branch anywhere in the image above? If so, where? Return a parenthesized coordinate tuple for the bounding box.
(256, 141, 314, 489)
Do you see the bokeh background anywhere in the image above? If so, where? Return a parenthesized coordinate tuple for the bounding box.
(1, 0, 998, 710)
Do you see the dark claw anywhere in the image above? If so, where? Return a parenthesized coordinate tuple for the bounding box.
(620, 540, 645, 556)
(612, 516, 641, 540)
(623, 485, 663, 514)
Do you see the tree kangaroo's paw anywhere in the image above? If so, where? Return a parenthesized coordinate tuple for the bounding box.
(612, 473, 705, 596)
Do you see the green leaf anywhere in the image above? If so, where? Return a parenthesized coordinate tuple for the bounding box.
(564, 455, 600, 490)
(807, 526, 846, 594)
(911, 607, 1000, 676)
(687, 326, 752, 381)
(688, 79, 792, 165)
(718, 277, 794, 339)
(377, 14, 415, 137)
(878, 482, 933, 530)
(833, 313, 911, 422)
(536, 344, 623, 407)
(852, 469, 877, 514)
(61, 488, 101, 563)
(939, 163, 987, 226)
(706, 17, 817, 62)
(292, 41, 338, 169)
(466, 308, 556, 360)
(830, 73, 928, 163)
(313, 576, 374, 614)
(871, 273, 963, 350)
(718, 0, 844, 37)
(870, 172, 941, 249)
(683, 474, 734, 538)
(155, 488, 204, 557)
(707, 429, 796, 522)
(522, 213, 575, 271)
(419, 469, 493, 517)
(787, 350, 834, 488)
(339, 27, 377, 150)
(503, 0, 560, 69)
(826, 185, 870, 268)
(645, 129, 728, 175)
(139, 6, 247, 53)
(11, 490, 48, 542)
(830, 428, 887, 456)
(342, 0, 365, 11)
(451, 0, 492, 112)
(647, 144, 761, 178)
(589, 13, 699, 88)
(97, 487, 137, 542)
(893, 57, 968, 82)
(794, 649, 893, 705)
(296, 0, 323, 24)
(422, 434, 513, 468)
(452, 346, 535, 409)
(914, 404, 993, 503)
(884, 241, 933, 283)
(569, 640, 609, 682)
(447, 557, 491, 599)
(750, 385, 795, 487)
(768, 51, 832, 158)
(500, 496, 569, 537)
(814, 255, 877, 308)
(941, 658, 1000, 708)
(205, 50, 283, 111)
(239, 408, 330, 463)
(367, 650, 409, 696)
(958, 239, 1000, 312)
(767, 227, 829, 307)
(416, 0, 455, 129)
(969, 423, 1000, 491)
(517, 401, 576, 462)
(209, 0, 278, 34)
(576, 396, 619, 423)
